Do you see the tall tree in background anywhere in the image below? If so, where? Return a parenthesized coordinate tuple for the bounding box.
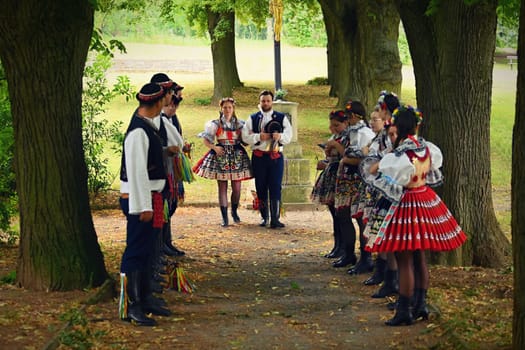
(397, 0, 510, 267)
(513, 0, 525, 346)
(162, 0, 248, 102)
(0, 0, 108, 290)
(317, 0, 402, 110)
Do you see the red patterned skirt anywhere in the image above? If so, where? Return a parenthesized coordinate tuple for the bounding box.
(366, 186, 467, 253)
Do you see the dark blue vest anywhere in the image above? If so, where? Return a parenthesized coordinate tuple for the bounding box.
(120, 111, 167, 182)
(250, 111, 285, 133)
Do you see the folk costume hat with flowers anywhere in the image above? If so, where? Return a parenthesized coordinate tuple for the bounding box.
(344, 100, 367, 119)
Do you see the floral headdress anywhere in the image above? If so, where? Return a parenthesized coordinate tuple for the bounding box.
(376, 90, 399, 113)
(329, 110, 347, 120)
(391, 105, 423, 127)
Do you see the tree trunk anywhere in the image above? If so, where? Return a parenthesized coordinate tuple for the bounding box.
(397, 0, 510, 267)
(513, 0, 525, 346)
(207, 8, 243, 104)
(318, 0, 402, 111)
(0, 0, 108, 290)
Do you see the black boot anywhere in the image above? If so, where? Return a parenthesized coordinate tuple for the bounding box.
(259, 200, 269, 227)
(413, 288, 429, 320)
(385, 295, 414, 326)
(372, 269, 399, 298)
(364, 257, 387, 285)
(332, 253, 357, 268)
(270, 200, 285, 228)
(325, 208, 342, 258)
(162, 220, 185, 256)
(141, 269, 172, 317)
(124, 271, 157, 326)
(347, 249, 374, 275)
(231, 203, 241, 223)
(220, 206, 229, 227)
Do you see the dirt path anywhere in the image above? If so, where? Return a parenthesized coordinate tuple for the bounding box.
(81, 206, 438, 349)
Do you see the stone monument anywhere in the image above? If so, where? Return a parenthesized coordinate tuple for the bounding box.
(273, 100, 311, 206)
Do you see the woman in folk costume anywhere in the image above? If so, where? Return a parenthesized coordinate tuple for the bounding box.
(311, 110, 350, 259)
(193, 97, 253, 226)
(359, 91, 401, 297)
(332, 101, 376, 268)
(365, 106, 467, 326)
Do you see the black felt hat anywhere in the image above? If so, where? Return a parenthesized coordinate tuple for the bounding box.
(150, 73, 174, 90)
(136, 83, 167, 104)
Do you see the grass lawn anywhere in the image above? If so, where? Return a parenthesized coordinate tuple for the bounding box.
(100, 41, 515, 232)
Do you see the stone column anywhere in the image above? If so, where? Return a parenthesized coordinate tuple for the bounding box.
(273, 100, 311, 206)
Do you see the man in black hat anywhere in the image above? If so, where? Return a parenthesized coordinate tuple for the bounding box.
(150, 73, 187, 258)
(119, 82, 175, 326)
(242, 90, 292, 228)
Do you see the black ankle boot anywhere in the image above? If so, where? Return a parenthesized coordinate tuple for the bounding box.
(372, 269, 399, 298)
(332, 253, 357, 268)
(363, 257, 387, 285)
(162, 222, 185, 256)
(231, 203, 241, 223)
(347, 250, 374, 275)
(385, 295, 414, 326)
(123, 271, 157, 326)
(220, 206, 229, 227)
(141, 272, 171, 317)
(270, 200, 285, 228)
(324, 214, 342, 258)
(413, 288, 429, 320)
(259, 201, 269, 227)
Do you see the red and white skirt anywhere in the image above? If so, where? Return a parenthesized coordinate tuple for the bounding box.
(366, 186, 467, 253)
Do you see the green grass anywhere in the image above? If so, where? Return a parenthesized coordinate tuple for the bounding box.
(101, 42, 515, 210)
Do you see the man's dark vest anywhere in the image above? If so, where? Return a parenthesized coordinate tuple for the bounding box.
(120, 112, 167, 182)
(250, 111, 285, 133)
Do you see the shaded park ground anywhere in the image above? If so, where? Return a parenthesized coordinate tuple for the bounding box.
(0, 199, 513, 349)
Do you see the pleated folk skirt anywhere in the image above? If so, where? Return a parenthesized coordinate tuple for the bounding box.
(366, 186, 467, 253)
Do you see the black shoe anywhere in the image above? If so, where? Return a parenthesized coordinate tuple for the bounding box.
(231, 203, 241, 223)
(371, 269, 399, 298)
(332, 254, 357, 268)
(347, 253, 373, 275)
(123, 271, 157, 327)
(220, 206, 229, 227)
(163, 244, 185, 257)
(385, 296, 413, 326)
(363, 257, 387, 285)
(259, 218, 268, 227)
(270, 200, 285, 229)
(324, 247, 343, 259)
(142, 302, 172, 317)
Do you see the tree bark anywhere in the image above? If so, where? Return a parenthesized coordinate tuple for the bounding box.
(513, 0, 525, 346)
(318, 0, 402, 111)
(397, 0, 510, 267)
(0, 0, 108, 290)
(207, 8, 243, 104)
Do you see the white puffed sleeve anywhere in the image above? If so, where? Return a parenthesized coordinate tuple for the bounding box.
(197, 120, 219, 143)
(426, 141, 444, 187)
(372, 153, 414, 202)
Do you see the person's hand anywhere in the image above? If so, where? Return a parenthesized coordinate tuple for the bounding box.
(214, 145, 225, 156)
(361, 145, 369, 156)
(167, 145, 180, 155)
(259, 132, 271, 141)
(272, 133, 281, 141)
(140, 211, 153, 222)
(317, 160, 328, 170)
(325, 140, 337, 148)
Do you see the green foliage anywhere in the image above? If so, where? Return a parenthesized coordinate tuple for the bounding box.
(283, 1, 326, 47)
(194, 97, 212, 105)
(398, 25, 412, 65)
(306, 77, 329, 86)
(82, 54, 132, 194)
(0, 270, 16, 284)
(59, 308, 107, 350)
(0, 63, 17, 241)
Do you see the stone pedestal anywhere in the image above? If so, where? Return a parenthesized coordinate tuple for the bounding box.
(273, 100, 311, 204)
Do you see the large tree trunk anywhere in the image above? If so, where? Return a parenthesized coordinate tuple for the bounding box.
(0, 0, 108, 290)
(207, 8, 243, 104)
(318, 0, 402, 110)
(397, 0, 510, 267)
(513, 0, 525, 346)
